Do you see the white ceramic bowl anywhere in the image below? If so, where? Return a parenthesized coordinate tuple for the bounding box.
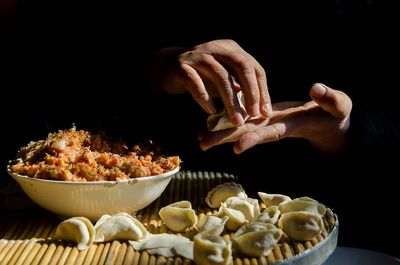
(7, 165, 179, 220)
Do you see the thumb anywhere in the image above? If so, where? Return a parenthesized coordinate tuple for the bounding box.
(309, 83, 352, 118)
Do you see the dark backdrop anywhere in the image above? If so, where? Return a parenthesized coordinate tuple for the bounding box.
(1, 0, 399, 257)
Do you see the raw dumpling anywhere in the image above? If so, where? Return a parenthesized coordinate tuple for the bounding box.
(197, 215, 229, 236)
(194, 233, 232, 265)
(159, 200, 197, 232)
(94, 212, 147, 242)
(278, 198, 326, 216)
(53, 216, 95, 251)
(207, 91, 249, 132)
(130, 233, 193, 259)
(278, 211, 323, 241)
(256, 206, 280, 224)
(232, 222, 282, 257)
(258, 192, 291, 207)
(219, 197, 260, 231)
(206, 182, 247, 209)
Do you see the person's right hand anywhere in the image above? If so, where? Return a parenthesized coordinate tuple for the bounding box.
(199, 83, 352, 154)
(150, 39, 272, 127)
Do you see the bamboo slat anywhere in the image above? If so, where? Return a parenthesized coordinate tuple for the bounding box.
(0, 171, 337, 265)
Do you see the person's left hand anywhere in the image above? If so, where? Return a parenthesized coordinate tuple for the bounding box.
(198, 83, 352, 154)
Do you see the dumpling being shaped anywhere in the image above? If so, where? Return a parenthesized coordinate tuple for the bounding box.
(53, 216, 95, 251)
(258, 192, 291, 207)
(232, 222, 283, 257)
(206, 182, 247, 209)
(194, 233, 232, 265)
(207, 91, 249, 132)
(94, 212, 147, 242)
(278, 211, 323, 241)
(159, 200, 197, 232)
(197, 215, 229, 236)
(256, 206, 280, 224)
(278, 198, 326, 216)
(219, 197, 260, 231)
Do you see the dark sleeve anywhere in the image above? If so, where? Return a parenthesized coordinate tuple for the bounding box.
(347, 104, 400, 154)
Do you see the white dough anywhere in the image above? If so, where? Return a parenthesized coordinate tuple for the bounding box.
(53, 216, 95, 251)
(159, 200, 197, 232)
(206, 182, 247, 209)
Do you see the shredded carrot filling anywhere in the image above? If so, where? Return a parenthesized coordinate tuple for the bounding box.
(11, 127, 180, 181)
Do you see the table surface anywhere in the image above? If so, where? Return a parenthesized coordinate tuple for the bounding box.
(324, 247, 400, 265)
(1, 170, 337, 265)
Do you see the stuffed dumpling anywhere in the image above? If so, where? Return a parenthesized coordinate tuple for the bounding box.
(278, 211, 323, 241)
(197, 215, 229, 236)
(194, 233, 232, 265)
(53, 216, 95, 251)
(94, 212, 147, 242)
(219, 196, 260, 231)
(159, 200, 197, 232)
(232, 222, 282, 257)
(206, 182, 247, 208)
(256, 206, 280, 224)
(130, 233, 193, 259)
(258, 192, 291, 207)
(278, 198, 326, 216)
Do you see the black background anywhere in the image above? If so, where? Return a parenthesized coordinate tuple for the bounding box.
(1, 0, 399, 257)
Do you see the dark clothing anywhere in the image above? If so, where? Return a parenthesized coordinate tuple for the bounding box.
(2, 0, 399, 257)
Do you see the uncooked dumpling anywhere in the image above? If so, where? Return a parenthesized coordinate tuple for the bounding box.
(256, 206, 280, 224)
(194, 233, 232, 265)
(278, 211, 323, 241)
(94, 212, 147, 242)
(159, 200, 197, 232)
(207, 91, 249, 132)
(232, 222, 283, 257)
(53, 216, 95, 251)
(219, 197, 260, 231)
(129, 233, 193, 259)
(206, 182, 247, 209)
(258, 192, 292, 207)
(197, 215, 229, 236)
(278, 198, 326, 216)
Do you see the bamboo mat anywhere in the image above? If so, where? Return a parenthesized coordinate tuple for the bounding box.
(0, 171, 336, 265)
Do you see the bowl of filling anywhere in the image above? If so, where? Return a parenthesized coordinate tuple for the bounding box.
(7, 127, 180, 220)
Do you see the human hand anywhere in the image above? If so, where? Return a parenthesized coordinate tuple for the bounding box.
(151, 39, 272, 126)
(198, 83, 352, 154)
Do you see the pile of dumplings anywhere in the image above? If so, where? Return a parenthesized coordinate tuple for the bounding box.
(52, 182, 327, 265)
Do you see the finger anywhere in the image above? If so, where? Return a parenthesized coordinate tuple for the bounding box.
(199, 117, 270, 151)
(199, 128, 237, 151)
(233, 132, 259, 154)
(234, 123, 287, 154)
(204, 40, 270, 118)
(255, 65, 272, 117)
(217, 53, 260, 117)
(309, 83, 353, 118)
(190, 55, 244, 126)
(181, 64, 217, 114)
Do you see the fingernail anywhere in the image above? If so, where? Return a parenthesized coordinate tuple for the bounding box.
(263, 103, 272, 117)
(234, 113, 244, 126)
(312, 83, 327, 99)
(200, 143, 209, 151)
(233, 145, 242, 154)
